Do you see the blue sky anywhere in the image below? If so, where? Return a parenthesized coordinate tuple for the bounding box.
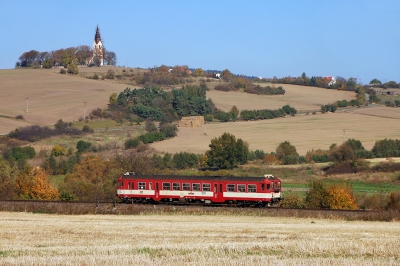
(1, 1, 399, 84)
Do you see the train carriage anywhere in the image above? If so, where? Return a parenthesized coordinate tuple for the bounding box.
(117, 173, 282, 206)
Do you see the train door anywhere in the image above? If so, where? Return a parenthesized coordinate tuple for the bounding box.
(155, 182, 159, 200)
(213, 183, 224, 203)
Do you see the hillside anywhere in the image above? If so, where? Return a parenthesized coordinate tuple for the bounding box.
(1, 68, 399, 156)
(0, 68, 128, 134)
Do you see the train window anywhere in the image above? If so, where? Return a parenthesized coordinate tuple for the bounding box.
(193, 183, 201, 191)
(162, 182, 171, 190)
(203, 183, 211, 191)
(138, 182, 146, 190)
(238, 184, 246, 192)
(227, 184, 235, 192)
(149, 182, 152, 190)
(183, 183, 191, 191)
(261, 184, 265, 190)
(276, 182, 281, 189)
(248, 184, 256, 193)
(173, 183, 180, 190)
(271, 182, 274, 189)
(219, 184, 222, 193)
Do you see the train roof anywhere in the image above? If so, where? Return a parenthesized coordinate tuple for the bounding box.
(119, 173, 280, 182)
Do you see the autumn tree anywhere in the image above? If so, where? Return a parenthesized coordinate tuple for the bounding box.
(60, 156, 122, 201)
(193, 68, 203, 77)
(221, 69, 232, 81)
(326, 183, 357, 210)
(51, 145, 66, 156)
(206, 133, 249, 169)
(16, 166, 35, 199)
(30, 167, 59, 200)
(329, 143, 355, 162)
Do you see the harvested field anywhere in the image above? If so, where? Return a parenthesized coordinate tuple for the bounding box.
(0, 69, 127, 134)
(207, 84, 356, 112)
(151, 110, 400, 155)
(0, 212, 399, 265)
(348, 105, 400, 119)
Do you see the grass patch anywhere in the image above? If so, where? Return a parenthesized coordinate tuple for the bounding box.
(73, 120, 122, 130)
(49, 175, 65, 189)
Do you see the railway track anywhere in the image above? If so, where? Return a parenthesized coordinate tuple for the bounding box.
(0, 199, 386, 217)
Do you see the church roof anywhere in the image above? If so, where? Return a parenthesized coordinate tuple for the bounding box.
(94, 26, 102, 44)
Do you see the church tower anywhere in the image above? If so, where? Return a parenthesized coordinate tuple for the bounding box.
(92, 26, 104, 66)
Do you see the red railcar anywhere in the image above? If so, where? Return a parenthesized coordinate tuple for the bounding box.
(117, 172, 282, 206)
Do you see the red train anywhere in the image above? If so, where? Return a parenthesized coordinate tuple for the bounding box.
(117, 172, 282, 206)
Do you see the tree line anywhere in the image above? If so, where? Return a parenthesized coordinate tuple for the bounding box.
(16, 45, 117, 70)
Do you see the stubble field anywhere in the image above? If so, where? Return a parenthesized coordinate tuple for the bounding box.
(0, 212, 399, 265)
(0, 68, 127, 134)
(150, 110, 400, 155)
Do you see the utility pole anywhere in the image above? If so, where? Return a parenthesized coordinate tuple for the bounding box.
(26, 98, 29, 112)
(83, 102, 87, 120)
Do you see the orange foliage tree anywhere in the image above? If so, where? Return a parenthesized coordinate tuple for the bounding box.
(16, 166, 58, 200)
(30, 167, 59, 200)
(60, 156, 122, 201)
(326, 183, 358, 210)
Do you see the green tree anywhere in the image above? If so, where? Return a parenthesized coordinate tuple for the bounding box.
(76, 140, 92, 153)
(0, 158, 18, 199)
(206, 133, 249, 169)
(67, 63, 79, 75)
(369, 78, 382, 85)
(276, 141, 298, 162)
(304, 180, 329, 208)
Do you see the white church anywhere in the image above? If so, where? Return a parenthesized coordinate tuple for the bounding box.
(91, 26, 104, 66)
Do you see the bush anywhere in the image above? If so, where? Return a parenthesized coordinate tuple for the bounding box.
(204, 114, 214, 122)
(279, 192, 303, 208)
(82, 125, 94, 133)
(51, 145, 66, 156)
(60, 68, 66, 74)
(159, 123, 178, 138)
(106, 69, 115, 79)
(76, 140, 92, 153)
(125, 138, 140, 149)
(67, 63, 78, 75)
(15, 115, 24, 120)
(9, 146, 36, 161)
(139, 132, 165, 144)
(325, 162, 355, 175)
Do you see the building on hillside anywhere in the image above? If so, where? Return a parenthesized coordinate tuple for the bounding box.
(323, 76, 336, 86)
(92, 26, 104, 66)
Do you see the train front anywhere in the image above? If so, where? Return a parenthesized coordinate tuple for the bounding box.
(263, 174, 282, 204)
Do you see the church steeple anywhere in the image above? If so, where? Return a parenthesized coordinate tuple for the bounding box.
(92, 26, 104, 66)
(94, 26, 101, 44)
